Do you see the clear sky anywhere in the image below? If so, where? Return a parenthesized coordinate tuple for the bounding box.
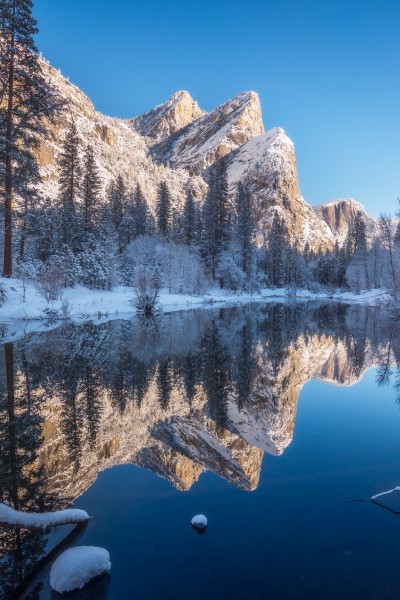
(33, 0, 399, 216)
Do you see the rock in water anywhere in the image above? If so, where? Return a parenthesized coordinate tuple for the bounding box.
(50, 546, 111, 593)
(191, 514, 208, 530)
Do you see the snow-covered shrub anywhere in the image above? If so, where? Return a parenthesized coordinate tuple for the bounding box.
(216, 250, 246, 291)
(216, 242, 261, 292)
(131, 264, 161, 316)
(126, 236, 208, 296)
(55, 246, 79, 287)
(126, 236, 162, 315)
(162, 241, 208, 295)
(34, 261, 65, 303)
(78, 234, 118, 290)
(61, 298, 71, 319)
(15, 257, 41, 302)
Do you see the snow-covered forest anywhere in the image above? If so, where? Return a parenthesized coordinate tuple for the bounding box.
(1, 118, 399, 317)
(0, 1, 399, 319)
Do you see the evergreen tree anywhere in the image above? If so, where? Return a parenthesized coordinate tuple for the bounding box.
(183, 189, 198, 246)
(156, 181, 172, 237)
(110, 175, 126, 229)
(133, 183, 150, 238)
(236, 182, 255, 280)
(82, 144, 101, 232)
(202, 159, 231, 283)
(58, 120, 81, 247)
(0, 0, 61, 275)
(268, 212, 287, 286)
(107, 175, 127, 253)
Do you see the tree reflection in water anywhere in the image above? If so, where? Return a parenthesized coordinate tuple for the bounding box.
(0, 302, 399, 598)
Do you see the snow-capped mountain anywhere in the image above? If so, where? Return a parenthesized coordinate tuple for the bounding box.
(35, 60, 373, 252)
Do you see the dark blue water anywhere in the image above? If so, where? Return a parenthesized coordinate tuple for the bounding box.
(43, 371, 400, 599)
(1, 304, 400, 599)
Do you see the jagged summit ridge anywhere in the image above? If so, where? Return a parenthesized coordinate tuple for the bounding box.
(35, 59, 372, 251)
(130, 89, 204, 140)
(167, 90, 264, 171)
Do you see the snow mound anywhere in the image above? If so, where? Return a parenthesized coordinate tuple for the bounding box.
(50, 546, 111, 594)
(191, 514, 208, 530)
(0, 503, 90, 529)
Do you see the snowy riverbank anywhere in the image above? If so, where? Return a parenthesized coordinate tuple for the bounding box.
(0, 277, 387, 331)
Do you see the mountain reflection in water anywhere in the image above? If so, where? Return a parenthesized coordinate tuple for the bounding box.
(1, 302, 400, 599)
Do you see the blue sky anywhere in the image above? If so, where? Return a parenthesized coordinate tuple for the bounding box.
(33, 0, 399, 216)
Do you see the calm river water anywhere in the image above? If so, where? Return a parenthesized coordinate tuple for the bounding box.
(1, 303, 400, 599)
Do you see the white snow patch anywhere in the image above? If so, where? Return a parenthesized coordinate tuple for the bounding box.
(0, 503, 89, 529)
(191, 514, 208, 530)
(50, 546, 111, 593)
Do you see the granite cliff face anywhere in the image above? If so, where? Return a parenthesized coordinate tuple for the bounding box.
(314, 198, 374, 245)
(33, 60, 372, 252)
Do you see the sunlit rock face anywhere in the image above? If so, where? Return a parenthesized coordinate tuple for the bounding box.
(130, 90, 204, 140)
(31, 60, 373, 251)
(0, 304, 396, 506)
(228, 128, 334, 250)
(314, 198, 374, 245)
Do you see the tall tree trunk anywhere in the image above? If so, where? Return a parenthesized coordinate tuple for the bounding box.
(3, 0, 16, 277)
(19, 197, 28, 261)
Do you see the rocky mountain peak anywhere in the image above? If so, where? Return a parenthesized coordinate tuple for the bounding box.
(314, 198, 370, 244)
(165, 89, 264, 171)
(130, 89, 203, 140)
(32, 60, 373, 252)
(228, 127, 335, 251)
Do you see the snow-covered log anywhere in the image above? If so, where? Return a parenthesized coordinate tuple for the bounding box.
(0, 503, 90, 529)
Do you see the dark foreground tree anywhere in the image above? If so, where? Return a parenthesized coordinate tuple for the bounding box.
(156, 181, 172, 237)
(82, 144, 101, 231)
(58, 120, 81, 247)
(0, 0, 61, 276)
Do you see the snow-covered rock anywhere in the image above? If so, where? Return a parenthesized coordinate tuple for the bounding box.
(50, 546, 111, 593)
(228, 128, 335, 251)
(191, 514, 208, 530)
(130, 90, 204, 141)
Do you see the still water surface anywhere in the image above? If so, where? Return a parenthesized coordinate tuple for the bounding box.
(1, 303, 400, 599)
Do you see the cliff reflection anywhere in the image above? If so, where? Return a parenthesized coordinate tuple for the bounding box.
(1, 303, 400, 597)
(1, 304, 399, 501)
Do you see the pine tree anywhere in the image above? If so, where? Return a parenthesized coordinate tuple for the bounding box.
(0, 0, 61, 275)
(156, 181, 172, 237)
(183, 189, 197, 246)
(202, 159, 231, 283)
(236, 182, 255, 279)
(110, 175, 126, 229)
(268, 212, 287, 287)
(82, 144, 101, 231)
(107, 174, 127, 253)
(58, 120, 81, 247)
(133, 183, 150, 238)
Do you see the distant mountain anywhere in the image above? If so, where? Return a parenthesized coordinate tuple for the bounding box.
(314, 198, 376, 245)
(35, 60, 374, 252)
